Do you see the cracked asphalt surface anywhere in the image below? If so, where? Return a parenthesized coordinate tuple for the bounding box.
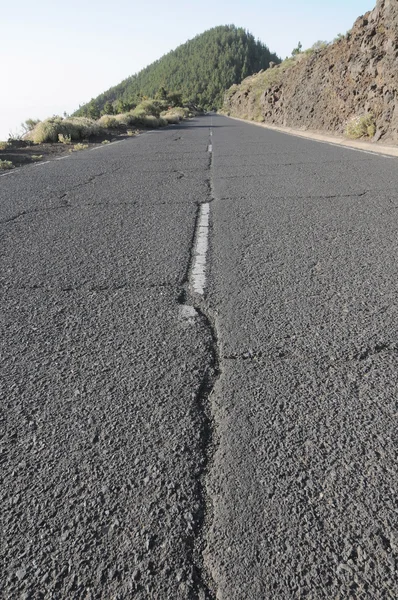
(1, 126, 214, 599)
(2, 114, 398, 599)
(206, 116, 398, 599)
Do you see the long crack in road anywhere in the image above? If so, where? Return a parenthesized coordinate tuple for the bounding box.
(2, 115, 398, 599)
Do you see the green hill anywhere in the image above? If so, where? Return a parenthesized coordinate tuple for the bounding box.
(75, 25, 280, 116)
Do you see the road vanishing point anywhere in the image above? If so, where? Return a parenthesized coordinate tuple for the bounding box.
(2, 114, 398, 599)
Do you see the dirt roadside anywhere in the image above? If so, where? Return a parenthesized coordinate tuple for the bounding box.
(0, 131, 142, 170)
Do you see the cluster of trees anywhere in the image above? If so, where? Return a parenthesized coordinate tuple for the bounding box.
(79, 91, 185, 120)
(75, 25, 280, 117)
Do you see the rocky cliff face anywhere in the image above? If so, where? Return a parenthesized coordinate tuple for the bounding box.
(223, 0, 398, 142)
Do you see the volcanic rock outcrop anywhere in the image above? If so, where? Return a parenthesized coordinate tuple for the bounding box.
(223, 0, 398, 142)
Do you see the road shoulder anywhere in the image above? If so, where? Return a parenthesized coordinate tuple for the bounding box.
(225, 114, 398, 158)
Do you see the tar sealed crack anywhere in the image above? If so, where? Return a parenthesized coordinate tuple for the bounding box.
(190, 309, 219, 600)
(1, 281, 175, 293)
(176, 126, 220, 599)
(176, 291, 219, 600)
(1, 167, 128, 225)
(225, 342, 397, 364)
(354, 342, 392, 360)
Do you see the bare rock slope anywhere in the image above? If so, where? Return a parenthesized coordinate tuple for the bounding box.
(223, 0, 398, 143)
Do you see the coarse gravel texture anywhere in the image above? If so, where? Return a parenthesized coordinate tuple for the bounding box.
(1, 122, 215, 599)
(3, 113, 398, 600)
(205, 114, 398, 599)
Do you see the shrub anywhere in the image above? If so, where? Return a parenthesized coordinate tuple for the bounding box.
(345, 114, 376, 139)
(311, 40, 329, 51)
(131, 107, 148, 121)
(114, 113, 138, 127)
(8, 132, 23, 142)
(21, 118, 41, 134)
(131, 111, 156, 127)
(58, 133, 72, 144)
(71, 143, 89, 151)
(334, 33, 345, 43)
(31, 155, 43, 161)
(113, 113, 127, 125)
(30, 119, 59, 143)
(162, 106, 189, 124)
(101, 140, 110, 144)
(29, 117, 103, 144)
(98, 115, 119, 129)
(164, 106, 189, 118)
(65, 117, 102, 138)
(131, 99, 170, 121)
(0, 160, 14, 170)
(163, 113, 181, 124)
(141, 115, 161, 127)
(134, 100, 159, 117)
(0, 141, 8, 150)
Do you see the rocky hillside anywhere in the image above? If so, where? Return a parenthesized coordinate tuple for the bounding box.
(223, 0, 398, 143)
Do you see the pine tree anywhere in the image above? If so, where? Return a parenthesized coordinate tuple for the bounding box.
(86, 100, 100, 120)
(103, 101, 114, 115)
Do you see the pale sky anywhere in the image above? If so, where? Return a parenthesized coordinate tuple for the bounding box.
(1, 0, 376, 140)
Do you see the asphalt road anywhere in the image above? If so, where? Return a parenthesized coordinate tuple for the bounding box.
(207, 116, 398, 599)
(1, 126, 214, 599)
(2, 114, 398, 599)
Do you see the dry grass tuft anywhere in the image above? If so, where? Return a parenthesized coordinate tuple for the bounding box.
(70, 143, 89, 152)
(29, 117, 102, 144)
(345, 114, 376, 139)
(0, 159, 14, 170)
(26, 98, 187, 145)
(58, 134, 72, 144)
